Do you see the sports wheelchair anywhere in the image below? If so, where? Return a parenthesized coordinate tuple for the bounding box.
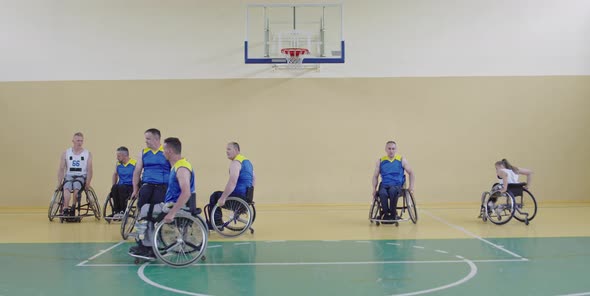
(48, 181, 101, 223)
(103, 185, 133, 224)
(369, 186, 417, 227)
(130, 194, 208, 267)
(479, 183, 538, 225)
(204, 187, 256, 237)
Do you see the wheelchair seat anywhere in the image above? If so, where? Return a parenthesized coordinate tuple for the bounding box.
(507, 182, 527, 197)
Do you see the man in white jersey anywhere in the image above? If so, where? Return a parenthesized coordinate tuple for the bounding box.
(57, 132, 93, 214)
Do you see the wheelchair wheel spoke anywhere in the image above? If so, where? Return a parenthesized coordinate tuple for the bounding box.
(231, 201, 241, 212)
(180, 244, 192, 261)
(184, 241, 200, 251)
(164, 241, 181, 253)
(236, 217, 249, 224)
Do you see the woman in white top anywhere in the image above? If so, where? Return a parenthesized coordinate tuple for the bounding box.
(495, 159, 533, 193)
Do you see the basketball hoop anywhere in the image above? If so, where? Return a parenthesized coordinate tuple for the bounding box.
(281, 48, 310, 68)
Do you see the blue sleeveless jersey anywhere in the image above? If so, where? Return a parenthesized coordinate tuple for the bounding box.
(141, 146, 170, 184)
(165, 158, 195, 203)
(233, 154, 253, 197)
(379, 155, 405, 186)
(116, 158, 136, 185)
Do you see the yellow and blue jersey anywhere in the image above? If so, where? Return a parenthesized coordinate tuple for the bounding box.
(141, 146, 170, 184)
(233, 154, 254, 197)
(379, 154, 405, 186)
(116, 158, 136, 185)
(164, 158, 195, 203)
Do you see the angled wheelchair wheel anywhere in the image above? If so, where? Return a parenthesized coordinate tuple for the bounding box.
(85, 187, 101, 220)
(48, 189, 63, 222)
(153, 213, 208, 267)
(369, 197, 380, 224)
(484, 191, 515, 225)
(210, 197, 253, 237)
(513, 188, 538, 224)
(103, 194, 115, 224)
(404, 190, 418, 224)
(121, 196, 138, 240)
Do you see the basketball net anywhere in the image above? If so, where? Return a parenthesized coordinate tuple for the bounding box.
(281, 48, 310, 69)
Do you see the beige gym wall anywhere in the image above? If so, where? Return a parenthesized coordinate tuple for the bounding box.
(1, 76, 589, 207)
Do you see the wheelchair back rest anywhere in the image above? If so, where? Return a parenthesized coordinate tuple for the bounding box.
(185, 193, 201, 216)
(507, 182, 526, 197)
(246, 187, 254, 203)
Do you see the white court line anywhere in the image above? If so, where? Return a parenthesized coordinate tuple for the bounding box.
(77, 260, 89, 266)
(207, 245, 221, 249)
(82, 263, 138, 267)
(234, 242, 251, 246)
(559, 293, 590, 296)
(473, 258, 528, 263)
(387, 243, 401, 246)
(391, 258, 478, 296)
(76, 241, 126, 266)
(455, 255, 464, 259)
(412, 246, 425, 249)
(138, 263, 211, 296)
(137, 259, 479, 296)
(422, 210, 526, 259)
(435, 250, 448, 254)
(79, 258, 527, 267)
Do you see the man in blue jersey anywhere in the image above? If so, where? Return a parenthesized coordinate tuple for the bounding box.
(161, 137, 195, 224)
(108, 146, 135, 218)
(131, 128, 170, 209)
(371, 141, 415, 222)
(128, 137, 194, 259)
(208, 142, 255, 228)
(128, 128, 170, 258)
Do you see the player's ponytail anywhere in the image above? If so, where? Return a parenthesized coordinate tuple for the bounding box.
(501, 159, 519, 174)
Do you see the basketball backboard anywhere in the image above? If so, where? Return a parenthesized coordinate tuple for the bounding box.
(244, 3, 345, 65)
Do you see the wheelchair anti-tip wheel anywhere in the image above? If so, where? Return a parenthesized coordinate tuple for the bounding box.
(512, 188, 538, 225)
